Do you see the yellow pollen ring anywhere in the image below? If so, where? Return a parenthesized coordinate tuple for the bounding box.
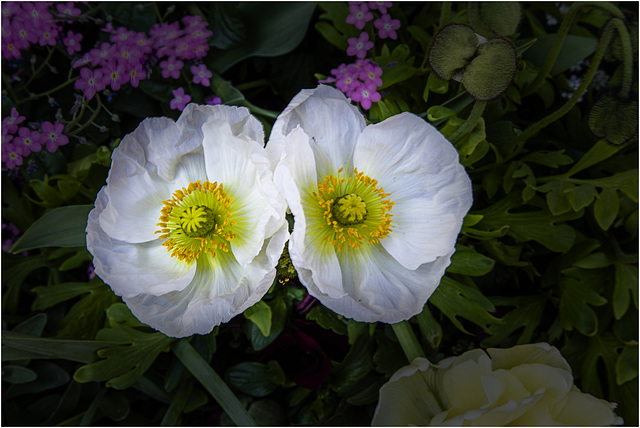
(155, 180, 236, 264)
(312, 167, 394, 252)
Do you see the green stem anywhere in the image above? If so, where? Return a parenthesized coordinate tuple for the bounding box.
(67, 97, 102, 136)
(449, 100, 486, 144)
(16, 76, 79, 106)
(505, 19, 618, 160)
(439, 2, 451, 28)
(25, 47, 56, 88)
(172, 339, 256, 427)
(241, 100, 279, 120)
(235, 79, 271, 92)
(392, 321, 425, 363)
(609, 18, 634, 97)
(524, 2, 625, 97)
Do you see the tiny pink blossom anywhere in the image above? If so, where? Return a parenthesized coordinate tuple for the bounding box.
(170, 87, 191, 111)
(346, 32, 374, 59)
(359, 62, 383, 87)
(206, 95, 222, 105)
(346, 3, 374, 30)
(40, 122, 69, 152)
(75, 67, 105, 100)
(336, 74, 362, 95)
(128, 64, 145, 88)
(56, 2, 81, 18)
(37, 25, 58, 47)
(191, 64, 212, 87)
(350, 83, 381, 110)
(103, 62, 125, 91)
(63, 31, 82, 55)
(368, 1, 392, 14)
(2, 143, 23, 169)
(3, 108, 25, 134)
(15, 127, 42, 154)
(160, 56, 183, 79)
(374, 13, 401, 40)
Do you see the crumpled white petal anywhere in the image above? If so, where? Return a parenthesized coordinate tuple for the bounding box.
(267, 85, 472, 322)
(87, 104, 289, 337)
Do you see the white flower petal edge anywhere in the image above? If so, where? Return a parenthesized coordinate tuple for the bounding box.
(267, 85, 472, 322)
(87, 104, 289, 337)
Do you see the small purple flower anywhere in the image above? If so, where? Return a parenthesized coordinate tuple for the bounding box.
(170, 87, 191, 111)
(15, 127, 42, 154)
(63, 31, 82, 55)
(40, 121, 69, 152)
(2, 143, 23, 169)
(56, 2, 81, 19)
(160, 56, 183, 79)
(2, 107, 25, 134)
(191, 64, 212, 87)
(75, 67, 104, 100)
(346, 2, 374, 30)
(374, 13, 401, 40)
(346, 32, 374, 59)
(350, 83, 381, 110)
(102, 62, 125, 91)
(336, 73, 361, 94)
(205, 94, 222, 105)
(359, 62, 383, 87)
(369, 1, 392, 14)
(128, 64, 145, 88)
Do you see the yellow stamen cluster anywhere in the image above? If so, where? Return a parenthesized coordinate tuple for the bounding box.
(155, 180, 237, 264)
(312, 167, 394, 252)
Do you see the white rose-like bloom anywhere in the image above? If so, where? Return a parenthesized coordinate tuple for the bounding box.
(372, 343, 623, 426)
(266, 85, 472, 323)
(86, 104, 289, 337)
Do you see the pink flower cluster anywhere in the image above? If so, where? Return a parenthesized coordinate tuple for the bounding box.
(1, 2, 80, 59)
(73, 15, 214, 103)
(320, 59, 383, 110)
(2, 108, 69, 170)
(346, 2, 400, 40)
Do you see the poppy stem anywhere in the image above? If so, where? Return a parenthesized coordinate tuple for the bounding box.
(392, 321, 425, 363)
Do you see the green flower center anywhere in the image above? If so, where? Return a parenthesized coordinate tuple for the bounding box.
(308, 167, 394, 252)
(155, 180, 237, 264)
(332, 194, 368, 225)
(180, 205, 216, 237)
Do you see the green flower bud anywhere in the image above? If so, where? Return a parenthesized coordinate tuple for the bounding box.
(428, 24, 480, 81)
(468, 2, 522, 38)
(462, 38, 518, 101)
(588, 88, 639, 146)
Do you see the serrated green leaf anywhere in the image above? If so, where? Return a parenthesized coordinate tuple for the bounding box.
(566, 184, 598, 212)
(430, 277, 499, 334)
(3, 365, 38, 384)
(558, 277, 608, 336)
(244, 301, 272, 337)
(447, 245, 495, 276)
(616, 345, 638, 385)
(306, 304, 348, 336)
(481, 295, 547, 347)
(73, 324, 174, 389)
(573, 252, 610, 269)
(613, 263, 639, 320)
(594, 188, 620, 231)
(13, 313, 47, 337)
(522, 150, 574, 168)
(330, 334, 374, 391)
(565, 139, 623, 177)
(315, 21, 348, 50)
(10, 205, 93, 253)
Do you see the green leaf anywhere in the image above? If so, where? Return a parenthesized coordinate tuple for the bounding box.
(10, 205, 93, 253)
(3, 365, 38, 384)
(558, 276, 608, 336)
(315, 21, 348, 51)
(73, 322, 174, 389)
(430, 277, 500, 334)
(13, 313, 47, 337)
(478, 194, 581, 253)
(447, 245, 495, 276)
(225, 362, 280, 397)
(208, 3, 246, 49)
(102, 2, 156, 32)
(594, 188, 620, 231)
(209, 2, 317, 74)
(416, 306, 442, 348)
(565, 139, 623, 177)
(306, 304, 348, 335)
(330, 334, 374, 391)
(246, 296, 286, 351)
(378, 61, 418, 89)
(616, 345, 638, 385)
(613, 263, 639, 320)
(522, 34, 598, 75)
(566, 184, 598, 212)
(4, 361, 70, 399)
(1, 331, 120, 363)
(211, 73, 246, 105)
(481, 295, 547, 347)
(172, 339, 256, 426)
(244, 301, 272, 337)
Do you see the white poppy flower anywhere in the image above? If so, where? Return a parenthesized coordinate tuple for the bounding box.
(86, 104, 289, 337)
(266, 85, 472, 323)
